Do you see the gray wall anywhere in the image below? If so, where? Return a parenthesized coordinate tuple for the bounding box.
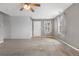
(63, 3, 79, 49)
(3, 14, 11, 39)
(0, 12, 10, 43)
(10, 16, 32, 39)
(0, 12, 11, 41)
(0, 12, 32, 40)
(0, 12, 4, 42)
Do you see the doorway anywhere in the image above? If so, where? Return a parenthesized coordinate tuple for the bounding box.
(32, 19, 54, 38)
(33, 21, 41, 37)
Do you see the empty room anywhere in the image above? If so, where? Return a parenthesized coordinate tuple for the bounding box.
(0, 3, 79, 56)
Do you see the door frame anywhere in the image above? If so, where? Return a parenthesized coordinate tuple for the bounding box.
(31, 18, 53, 38)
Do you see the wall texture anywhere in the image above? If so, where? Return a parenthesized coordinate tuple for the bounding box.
(0, 13, 33, 39)
(10, 16, 32, 39)
(0, 12, 10, 42)
(63, 3, 79, 49)
(0, 12, 4, 43)
(3, 14, 11, 39)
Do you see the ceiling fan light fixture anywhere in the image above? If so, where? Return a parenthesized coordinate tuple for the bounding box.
(20, 3, 40, 12)
(24, 5, 31, 10)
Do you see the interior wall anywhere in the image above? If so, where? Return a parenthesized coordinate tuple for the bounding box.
(0, 12, 11, 41)
(3, 14, 11, 39)
(63, 3, 79, 49)
(0, 12, 4, 43)
(0, 13, 39, 39)
(10, 16, 32, 39)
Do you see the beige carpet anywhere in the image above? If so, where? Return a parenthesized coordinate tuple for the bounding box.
(0, 38, 79, 56)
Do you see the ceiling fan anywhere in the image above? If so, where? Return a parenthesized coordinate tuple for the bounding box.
(19, 3, 40, 12)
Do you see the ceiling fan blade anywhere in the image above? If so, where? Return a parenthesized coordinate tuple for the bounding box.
(20, 8, 24, 11)
(30, 4, 40, 7)
(19, 3, 40, 12)
(30, 8, 34, 12)
(34, 4, 40, 6)
(24, 3, 30, 5)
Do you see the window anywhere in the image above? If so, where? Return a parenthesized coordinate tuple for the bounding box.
(54, 13, 65, 37)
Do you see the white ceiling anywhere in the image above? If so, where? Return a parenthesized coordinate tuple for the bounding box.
(0, 3, 72, 19)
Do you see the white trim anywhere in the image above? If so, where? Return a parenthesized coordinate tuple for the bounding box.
(59, 40, 79, 52)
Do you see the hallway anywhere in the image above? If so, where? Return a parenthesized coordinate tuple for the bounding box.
(0, 38, 79, 56)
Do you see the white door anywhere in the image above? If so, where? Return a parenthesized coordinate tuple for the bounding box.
(33, 21, 41, 37)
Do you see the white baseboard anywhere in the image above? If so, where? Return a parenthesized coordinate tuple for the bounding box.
(59, 40, 79, 52)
